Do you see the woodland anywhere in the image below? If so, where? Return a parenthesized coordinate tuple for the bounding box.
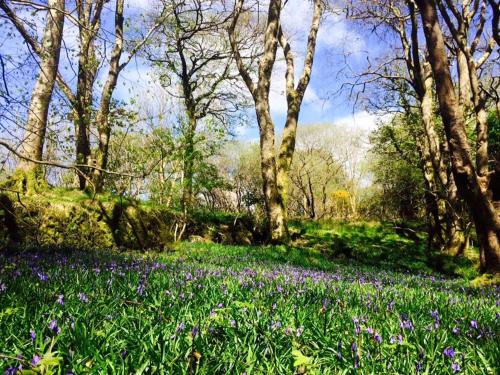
(0, 0, 499, 373)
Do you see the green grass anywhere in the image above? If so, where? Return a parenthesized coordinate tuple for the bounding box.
(0, 243, 498, 374)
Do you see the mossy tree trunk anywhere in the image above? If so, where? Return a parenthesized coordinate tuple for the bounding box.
(228, 0, 322, 243)
(12, 0, 64, 193)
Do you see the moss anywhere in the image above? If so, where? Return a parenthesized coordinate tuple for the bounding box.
(2, 189, 258, 251)
(7, 167, 48, 195)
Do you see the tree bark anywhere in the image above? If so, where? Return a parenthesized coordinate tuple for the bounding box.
(229, 0, 321, 243)
(416, 0, 500, 273)
(75, 0, 104, 190)
(14, 0, 64, 192)
(91, 0, 125, 192)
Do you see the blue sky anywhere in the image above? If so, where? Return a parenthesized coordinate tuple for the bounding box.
(0, 0, 386, 144)
(109, 0, 385, 141)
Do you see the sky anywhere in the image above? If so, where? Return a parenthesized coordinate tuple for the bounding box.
(110, 0, 385, 141)
(0, 0, 387, 145)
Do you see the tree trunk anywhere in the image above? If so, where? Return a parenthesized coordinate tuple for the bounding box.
(91, 0, 124, 192)
(416, 0, 500, 273)
(256, 103, 289, 243)
(15, 0, 64, 193)
(181, 115, 197, 211)
(419, 66, 467, 255)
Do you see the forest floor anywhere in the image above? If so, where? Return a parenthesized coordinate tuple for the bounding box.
(0, 228, 498, 374)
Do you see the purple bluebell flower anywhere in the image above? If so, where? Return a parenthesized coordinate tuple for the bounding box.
(191, 325, 199, 338)
(56, 295, 64, 306)
(37, 273, 49, 282)
(451, 362, 460, 373)
(284, 327, 292, 336)
(374, 333, 382, 344)
(366, 327, 374, 335)
(355, 325, 361, 335)
(176, 322, 185, 333)
(416, 361, 422, 372)
(48, 320, 60, 335)
(0, 283, 6, 292)
(296, 327, 303, 337)
(443, 347, 455, 359)
(78, 293, 88, 303)
(470, 320, 478, 329)
(30, 329, 36, 341)
(400, 318, 414, 331)
(452, 327, 460, 335)
(31, 355, 41, 366)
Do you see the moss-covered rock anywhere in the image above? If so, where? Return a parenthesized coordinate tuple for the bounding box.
(0, 190, 260, 251)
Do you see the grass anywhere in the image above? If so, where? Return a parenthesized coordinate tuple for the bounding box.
(0, 241, 498, 374)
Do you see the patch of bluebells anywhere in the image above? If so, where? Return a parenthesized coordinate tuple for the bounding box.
(0, 248, 498, 373)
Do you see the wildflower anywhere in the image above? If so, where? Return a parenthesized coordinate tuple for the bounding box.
(137, 283, 145, 296)
(37, 273, 49, 282)
(443, 347, 455, 359)
(451, 362, 460, 373)
(48, 320, 60, 335)
(431, 310, 440, 329)
(0, 283, 6, 292)
(217, 303, 223, 308)
(355, 325, 361, 335)
(374, 333, 382, 344)
(400, 319, 414, 330)
(470, 320, 478, 329)
(191, 325, 199, 338)
(30, 329, 36, 341)
(365, 327, 374, 335)
(31, 355, 41, 366)
(296, 327, 303, 337)
(231, 320, 237, 328)
(416, 361, 422, 372)
(284, 327, 292, 336)
(176, 322, 185, 333)
(78, 293, 88, 303)
(387, 300, 395, 311)
(452, 327, 460, 335)
(56, 295, 64, 306)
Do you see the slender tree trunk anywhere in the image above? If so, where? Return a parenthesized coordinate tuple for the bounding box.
(181, 115, 197, 211)
(92, 0, 124, 192)
(416, 0, 500, 273)
(15, 0, 64, 192)
(419, 68, 467, 255)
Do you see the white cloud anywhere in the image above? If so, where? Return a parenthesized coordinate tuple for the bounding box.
(333, 111, 388, 132)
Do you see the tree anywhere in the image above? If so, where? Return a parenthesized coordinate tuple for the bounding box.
(0, 0, 64, 193)
(346, 0, 468, 255)
(147, 0, 245, 211)
(228, 0, 323, 243)
(416, 0, 500, 272)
